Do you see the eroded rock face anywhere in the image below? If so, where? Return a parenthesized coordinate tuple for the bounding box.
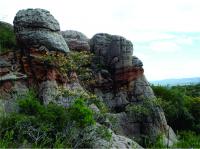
(90, 33, 144, 85)
(91, 123, 142, 148)
(90, 33, 133, 69)
(62, 30, 90, 51)
(1, 11, 177, 147)
(90, 33, 177, 146)
(13, 8, 69, 53)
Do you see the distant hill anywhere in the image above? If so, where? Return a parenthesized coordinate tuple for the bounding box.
(150, 77, 200, 86)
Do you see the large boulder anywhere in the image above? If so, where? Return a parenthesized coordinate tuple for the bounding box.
(90, 33, 143, 85)
(90, 33, 133, 70)
(13, 8, 69, 53)
(62, 30, 90, 51)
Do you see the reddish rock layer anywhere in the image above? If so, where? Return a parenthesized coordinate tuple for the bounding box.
(114, 67, 144, 83)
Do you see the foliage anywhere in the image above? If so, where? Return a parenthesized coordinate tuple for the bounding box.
(40, 51, 92, 73)
(142, 133, 166, 148)
(125, 98, 161, 121)
(175, 131, 200, 148)
(59, 87, 108, 113)
(150, 84, 200, 148)
(151, 85, 195, 131)
(0, 90, 99, 148)
(67, 98, 95, 127)
(96, 125, 112, 141)
(39, 51, 95, 87)
(0, 23, 16, 53)
(171, 83, 200, 97)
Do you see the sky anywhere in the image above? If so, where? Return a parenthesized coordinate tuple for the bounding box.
(0, 0, 200, 81)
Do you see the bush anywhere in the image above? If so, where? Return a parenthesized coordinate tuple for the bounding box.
(151, 84, 200, 148)
(152, 85, 194, 131)
(0, 90, 97, 148)
(0, 22, 16, 53)
(125, 98, 161, 121)
(67, 98, 95, 127)
(175, 131, 200, 148)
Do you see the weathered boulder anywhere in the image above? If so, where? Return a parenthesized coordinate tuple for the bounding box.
(90, 33, 144, 85)
(131, 74, 155, 101)
(90, 33, 133, 69)
(132, 56, 143, 68)
(62, 30, 90, 51)
(93, 123, 143, 148)
(13, 8, 69, 53)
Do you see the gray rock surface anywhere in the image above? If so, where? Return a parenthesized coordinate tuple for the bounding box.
(93, 123, 143, 149)
(13, 8, 69, 53)
(164, 126, 178, 147)
(90, 33, 133, 70)
(110, 133, 142, 148)
(39, 80, 59, 105)
(132, 56, 143, 67)
(132, 74, 155, 100)
(90, 35, 177, 146)
(39, 80, 85, 107)
(62, 30, 90, 51)
(0, 82, 28, 114)
(95, 88, 129, 110)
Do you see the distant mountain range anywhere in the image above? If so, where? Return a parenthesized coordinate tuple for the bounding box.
(150, 77, 200, 86)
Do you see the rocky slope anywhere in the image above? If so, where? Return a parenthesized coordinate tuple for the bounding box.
(0, 8, 177, 148)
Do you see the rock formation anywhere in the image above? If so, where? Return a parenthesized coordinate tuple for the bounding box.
(90, 33, 177, 146)
(62, 30, 90, 51)
(90, 33, 143, 85)
(13, 8, 69, 53)
(0, 8, 177, 148)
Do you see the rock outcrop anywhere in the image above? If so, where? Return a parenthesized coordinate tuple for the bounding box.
(62, 30, 90, 51)
(0, 8, 177, 148)
(13, 8, 69, 53)
(90, 33, 143, 85)
(90, 33, 177, 146)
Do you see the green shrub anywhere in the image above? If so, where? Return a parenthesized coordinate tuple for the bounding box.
(151, 84, 200, 148)
(152, 85, 194, 131)
(125, 98, 161, 121)
(96, 125, 112, 141)
(0, 130, 14, 148)
(0, 22, 16, 53)
(175, 131, 200, 148)
(67, 98, 95, 127)
(0, 90, 97, 147)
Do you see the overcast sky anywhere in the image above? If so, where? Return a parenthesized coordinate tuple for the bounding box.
(0, 0, 200, 80)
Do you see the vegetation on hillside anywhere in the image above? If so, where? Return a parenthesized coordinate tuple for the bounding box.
(0, 22, 16, 53)
(0, 90, 111, 148)
(151, 83, 200, 148)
